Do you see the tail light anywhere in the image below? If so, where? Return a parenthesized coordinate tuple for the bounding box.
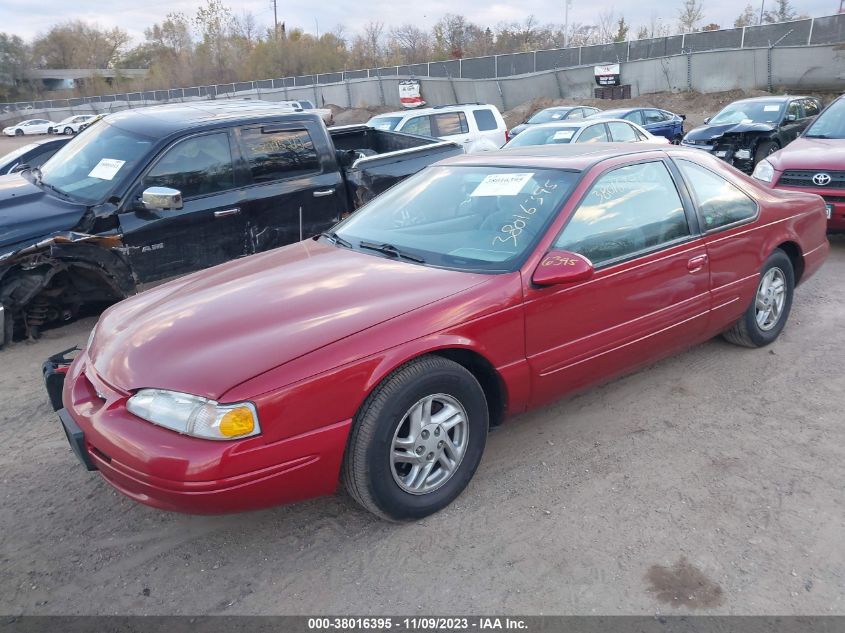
(505, 130, 510, 143)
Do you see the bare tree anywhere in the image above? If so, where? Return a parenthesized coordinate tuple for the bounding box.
(362, 21, 384, 67)
(734, 4, 759, 27)
(390, 24, 432, 64)
(677, 0, 705, 33)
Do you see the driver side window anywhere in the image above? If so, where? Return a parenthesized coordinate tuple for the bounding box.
(143, 132, 235, 199)
(554, 161, 690, 266)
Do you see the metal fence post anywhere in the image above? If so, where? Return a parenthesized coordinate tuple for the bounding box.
(578, 47, 582, 66)
(686, 49, 692, 91)
(740, 26, 747, 48)
(376, 67, 386, 106)
(807, 18, 814, 45)
(345, 76, 353, 108)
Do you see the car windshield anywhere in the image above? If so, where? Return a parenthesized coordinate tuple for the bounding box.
(506, 126, 581, 147)
(527, 109, 570, 124)
(38, 122, 155, 204)
(804, 98, 845, 139)
(334, 165, 579, 272)
(368, 116, 403, 131)
(710, 101, 784, 125)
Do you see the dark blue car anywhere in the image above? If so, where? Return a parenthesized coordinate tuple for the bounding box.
(586, 107, 685, 143)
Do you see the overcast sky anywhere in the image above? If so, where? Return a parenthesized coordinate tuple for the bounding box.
(1, 0, 837, 44)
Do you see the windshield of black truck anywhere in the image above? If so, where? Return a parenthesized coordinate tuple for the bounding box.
(334, 165, 579, 272)
(38, 122, 155, 204)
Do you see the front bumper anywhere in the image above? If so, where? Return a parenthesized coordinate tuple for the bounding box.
(774, 184, 845, 232)
(680, 141, 753, 172)
(46, 351, 352, 514)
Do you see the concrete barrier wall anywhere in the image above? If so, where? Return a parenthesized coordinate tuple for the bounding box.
(2, 44, 842, 126)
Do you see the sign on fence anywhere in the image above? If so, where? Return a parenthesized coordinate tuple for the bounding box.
(399, 80, 425, 108)
(594, 64, 621, 86)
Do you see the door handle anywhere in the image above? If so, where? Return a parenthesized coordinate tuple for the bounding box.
(214, 208, 240, 218)
(687, 254, 708, 273)
(313, 189, 336, 198)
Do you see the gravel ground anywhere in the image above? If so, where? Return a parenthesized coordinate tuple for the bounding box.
(0, 236, 843, 616)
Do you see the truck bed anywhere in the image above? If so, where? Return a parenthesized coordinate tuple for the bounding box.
(329, 125, 463, 207)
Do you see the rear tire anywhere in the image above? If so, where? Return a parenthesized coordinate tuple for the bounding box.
(672, 134, 683, 145)
(723, 249, 794, 348)
(342, 355, 489, 521)
(754, 141, 778, 167)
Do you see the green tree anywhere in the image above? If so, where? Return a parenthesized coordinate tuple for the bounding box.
(613, 16, 630, 42)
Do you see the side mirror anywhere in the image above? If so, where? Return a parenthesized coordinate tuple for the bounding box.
(142, 186, 183, 211)
(703, 117, 711, 124)
(785, 114, 797, 122)
(10, 163, 29, 174)
(532, 250, 594, 286)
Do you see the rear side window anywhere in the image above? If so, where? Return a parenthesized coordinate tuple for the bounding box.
(607, 121, 638, 142)
(554, 161, 690, 266)
(577, 124, 609, 143)
(472, 109, 498, 131)
(144, 132, 235, 199)
(624, 110, 644, 125)
(803, 99, 821, 117)
(676, 159, 757, 230)
(432, 112, 469, 136)
(240, 127, 320, 183)
(402, 115, 433, 136)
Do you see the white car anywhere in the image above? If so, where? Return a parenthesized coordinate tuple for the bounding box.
(278, 100, 333, 125)
(502, 118, 669, 148)
(367, 104, 508, 153)
(3, 119, 57, 136)
(49, 115, 98, 135)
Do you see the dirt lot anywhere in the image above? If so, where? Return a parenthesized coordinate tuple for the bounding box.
(1, 96, 844, 616)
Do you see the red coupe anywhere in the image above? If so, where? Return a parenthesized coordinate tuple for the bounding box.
(752, 93, 845, 231)
(54, 144, 829, 520)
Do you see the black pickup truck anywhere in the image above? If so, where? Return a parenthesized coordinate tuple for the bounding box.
(0, 101, 462, 346)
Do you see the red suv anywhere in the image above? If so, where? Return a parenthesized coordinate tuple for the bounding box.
(752, 94, 845, 231)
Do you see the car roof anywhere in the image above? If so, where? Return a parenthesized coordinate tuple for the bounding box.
(372, 104, 496, 119)
(525, 118, 632, 130)
(437, 143, 675, 171)
(103, 101, 324, 138)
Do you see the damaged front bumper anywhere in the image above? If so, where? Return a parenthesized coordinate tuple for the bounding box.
(681, 139, 754, 172)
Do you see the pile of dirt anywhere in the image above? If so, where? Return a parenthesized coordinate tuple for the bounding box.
(330, 104, 395, 125)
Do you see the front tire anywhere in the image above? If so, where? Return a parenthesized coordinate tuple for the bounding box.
(64, 126, 73, 135)
(14, 129, 23, 136)
(754, 141, 778, 167)
(343, 355, 489, 521)
(723, 249, 794, 348)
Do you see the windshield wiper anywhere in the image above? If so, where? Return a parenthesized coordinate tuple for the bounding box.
(320, 231, 353, 248)
(358, 240, 425, 263)
(38, 179, 74, 201)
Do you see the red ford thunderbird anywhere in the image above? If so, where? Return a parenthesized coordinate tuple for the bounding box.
(51, 144, 829, 520)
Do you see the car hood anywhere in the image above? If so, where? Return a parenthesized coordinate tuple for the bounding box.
(685, 121, 775, 142)
(0, 174, 87, 253)
(90, 239, 490, 399)
(768, 136, 845, 171)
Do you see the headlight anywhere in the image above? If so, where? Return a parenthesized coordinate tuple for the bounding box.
(752, 159, 775, 183)
(126, 389, 261, 440)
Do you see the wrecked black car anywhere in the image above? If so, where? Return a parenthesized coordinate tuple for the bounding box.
(681, 96, 823, 172)
(0, 102, 462, 346)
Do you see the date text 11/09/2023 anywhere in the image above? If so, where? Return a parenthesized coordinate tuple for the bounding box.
(307, 617, 529, 630)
